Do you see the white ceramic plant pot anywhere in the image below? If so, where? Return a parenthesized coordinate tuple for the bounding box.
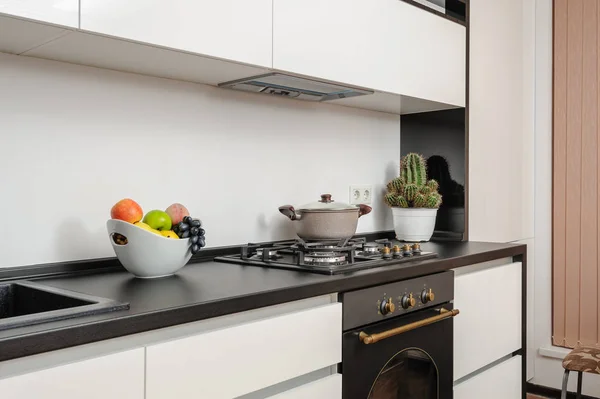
(391, 208, 438, 242)
(107, 219, 192, 278)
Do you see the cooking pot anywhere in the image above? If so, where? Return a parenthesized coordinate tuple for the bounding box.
(278, 194, 372, 240)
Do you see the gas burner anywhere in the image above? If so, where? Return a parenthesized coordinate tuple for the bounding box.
(293, 240, 356, 253)
(304, 251, 348, 266)
(310, 244, 341, 250)
(218, 237, 438, 275)
(255, 248, 281, 259)
(362, 243, 380, 254)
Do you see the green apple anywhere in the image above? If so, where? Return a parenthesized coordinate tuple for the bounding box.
(142, 210, 172, 231)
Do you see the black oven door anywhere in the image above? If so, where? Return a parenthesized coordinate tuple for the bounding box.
(342, 305, 454, 399)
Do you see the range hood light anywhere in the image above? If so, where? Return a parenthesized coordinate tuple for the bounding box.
(218, 73, 373, 102)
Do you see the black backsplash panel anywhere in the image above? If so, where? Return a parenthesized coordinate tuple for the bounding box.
(401, 109, 466, 240)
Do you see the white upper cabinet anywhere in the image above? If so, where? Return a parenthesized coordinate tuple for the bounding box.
(80, 0, 273, 68)
(0, 0, 78, 27)
(273, 0, 466, 106)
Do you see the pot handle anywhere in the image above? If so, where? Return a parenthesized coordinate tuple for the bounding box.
(279, 205, 300, 221)
(358, 204, 372, 218)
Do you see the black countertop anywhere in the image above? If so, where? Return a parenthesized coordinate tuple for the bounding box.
(0, 241, 525, 362)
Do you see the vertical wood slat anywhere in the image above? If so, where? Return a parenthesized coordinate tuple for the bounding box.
(553, 0, 569, 347)
(564, 0, 583, 348)
(580, 0, 598, 347)
(597, 0, 600, 347)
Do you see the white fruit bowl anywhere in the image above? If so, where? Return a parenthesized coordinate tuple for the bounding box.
(107, 219, 192, 278)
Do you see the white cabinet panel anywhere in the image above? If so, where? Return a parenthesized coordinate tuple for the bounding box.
(266, 374, 342, 399)
(468, 0, 535, 242)
(0, 349, 144, 399)
(146, 303, 342, 399)
(454, 356, 522, 399)
(0, 14, 67, 54)
(273, 0, 465, 106)
(454, 262, 522, 380)
(0, 0, 78, 27)
(81, 0, 272, 68)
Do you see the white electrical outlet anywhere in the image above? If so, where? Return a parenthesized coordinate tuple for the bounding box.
(349, 185, 373, 205)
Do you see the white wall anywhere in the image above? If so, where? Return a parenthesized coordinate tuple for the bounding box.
(532, 0, 600, 395)
(0, 53, 400, 268)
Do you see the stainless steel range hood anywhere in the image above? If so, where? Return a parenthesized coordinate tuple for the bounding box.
(218, 73, 374, 102)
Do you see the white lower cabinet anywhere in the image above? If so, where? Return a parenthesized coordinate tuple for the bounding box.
(146, 303, 342, 399)
(454, 355, 522, 399)
(454, 261, 522, 380)
(266, 374, 342, 399)
(0, 348, 144, 399)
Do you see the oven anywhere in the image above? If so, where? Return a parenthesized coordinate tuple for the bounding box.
(340, 271, 458, 399)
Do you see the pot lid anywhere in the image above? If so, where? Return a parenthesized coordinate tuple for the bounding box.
(299, 194, 357, 211)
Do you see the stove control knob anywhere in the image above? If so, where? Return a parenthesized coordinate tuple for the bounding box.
(380, 297, 396, 315)
(400, 293, 416, 309)
(381, 246, 392, 260)
(421, 288, 435, 304)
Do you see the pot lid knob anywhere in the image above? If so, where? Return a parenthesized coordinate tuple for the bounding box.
(319, 194, 333, 203)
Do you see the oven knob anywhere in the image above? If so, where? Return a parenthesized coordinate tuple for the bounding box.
(421, 288, 435, 304)
(380, 297, 396, 315)
(400, 293, 416, 309)
(381, 246, 392, 260)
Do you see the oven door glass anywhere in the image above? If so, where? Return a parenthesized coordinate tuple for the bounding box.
(368, 348, 438, 399)
(342, 306, 453, 399)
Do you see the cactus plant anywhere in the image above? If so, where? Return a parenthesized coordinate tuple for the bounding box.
(384, 153, 442, 209)
(403, 184, 419, 202)
(387, 177, 404, 195)
(419, 186, 432, 196)
(400, 153, 427, 187)
(413, 194, 426, 208)
(427, 179, 439, 191)
(384, 194, 409, 208)
(426, 193, 442, 208)
(397, 196, 409, 208)
(384, 194, 398, 207)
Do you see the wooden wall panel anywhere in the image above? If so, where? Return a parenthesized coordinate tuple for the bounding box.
(553, 0, 568, 347)
(553, 0, 600, 348)
(564, 0, 583, 348)
(580, 0, 598, 346)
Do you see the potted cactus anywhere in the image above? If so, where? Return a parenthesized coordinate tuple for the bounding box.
(385, 153, 442, 241)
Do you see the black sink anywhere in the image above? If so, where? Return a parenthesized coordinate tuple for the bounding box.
(0, 281, 129, 331)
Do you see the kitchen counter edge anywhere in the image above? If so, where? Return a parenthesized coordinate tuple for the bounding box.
(0, 241, 526, 362)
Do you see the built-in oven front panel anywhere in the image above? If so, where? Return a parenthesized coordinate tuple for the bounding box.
(342, 305, 454, 399)
(341, 271, 454, 330)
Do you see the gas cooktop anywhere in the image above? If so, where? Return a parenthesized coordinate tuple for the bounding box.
(214, 237, 438, 275)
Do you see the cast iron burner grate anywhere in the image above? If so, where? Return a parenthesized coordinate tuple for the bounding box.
(215, 238, 439, 275)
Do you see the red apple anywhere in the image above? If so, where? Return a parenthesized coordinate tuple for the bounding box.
(165, 203, 190, 225)
(111, 199, 143, 223)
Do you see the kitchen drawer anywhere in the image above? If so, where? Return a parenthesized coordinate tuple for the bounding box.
(146, 303, 342, 399)
(454, 355, 522, 399)
(273, 0, 465, 106)
(266, 374, 342, 399)
(454, 262, 522, 380)
(0, 349, 144, 399)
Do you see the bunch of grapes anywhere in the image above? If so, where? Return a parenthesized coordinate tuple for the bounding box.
(173, 216, 206, 255)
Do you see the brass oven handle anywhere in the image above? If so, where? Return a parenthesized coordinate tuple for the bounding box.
(359, 308, 460, 345)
